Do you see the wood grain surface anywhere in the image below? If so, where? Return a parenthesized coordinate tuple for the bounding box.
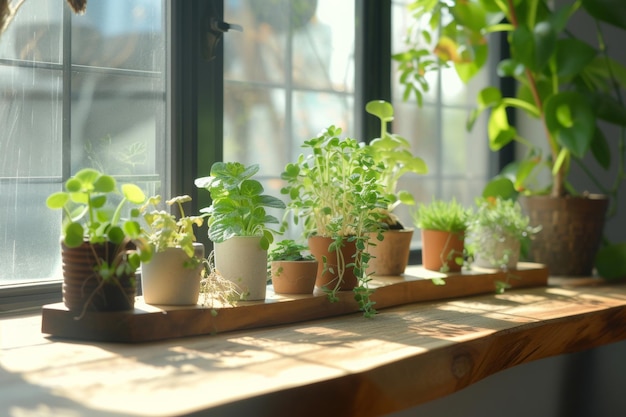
(2, 275, 626, 417)
(41, 263, 548, 342)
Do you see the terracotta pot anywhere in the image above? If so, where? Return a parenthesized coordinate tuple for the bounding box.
(366, 228, 414, 276)
(214, 236, 268, 301)
(308, 236, 358, 291)
(62, 241, 136, 312)
(141, 243, 205, 305)
(271, 260, 318, 294)
(421, 229, 465, 272)
(519, 194, 609, 276)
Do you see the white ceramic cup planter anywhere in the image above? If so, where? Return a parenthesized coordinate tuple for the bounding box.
(214, 236, 268, 301)
(141, 243, 205, 306)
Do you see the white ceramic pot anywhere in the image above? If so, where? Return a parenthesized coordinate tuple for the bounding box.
(214, 236, 268, 301)
(472, 231, 520, 270)
(141, 243, 204, 305)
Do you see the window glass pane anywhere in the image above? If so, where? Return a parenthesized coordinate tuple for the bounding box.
(0, 0, 167, 285)
(73, 0, 164, 71)
(0, 67, 63, 177)
(224, 0, 355, 187)
(292, 91, 353, 150)
(70, 71, 163, 176)
(392, 0, 490, 246)
(224, 0, 354, 243)
(0, 0, 63, 63)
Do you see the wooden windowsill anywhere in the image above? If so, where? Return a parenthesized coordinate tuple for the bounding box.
(2, 276, 626, 417)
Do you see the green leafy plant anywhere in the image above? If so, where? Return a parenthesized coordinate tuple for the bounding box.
(467, 197, 541, 290)
(45, 168, 152, 274)
(268, 239, 314, 262)
(365, 100, 428, 224)
(46, 168, 152, 317)
(281, 125, 389, 317)
(281, 125, 388, 239)
(195, 162, 286, 250)
(394, 0, 626, 201)
(141, 195, 204, 268)
(267, 239, 316, 285)
(412, 198, 471, 233)
(470, 197, 540, 243)
(412, 198, 471, 274)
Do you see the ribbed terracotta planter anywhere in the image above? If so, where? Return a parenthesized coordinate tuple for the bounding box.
(421, 229, 465, 272)
(62, 241, 136, 312)
(519, 194, 609, 276)
(308, 236, 358, 291)
(366, 228, 414, 276)
(270, 260, 318, 294)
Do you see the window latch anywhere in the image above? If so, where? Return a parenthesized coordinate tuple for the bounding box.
(204, 17, 243, 61)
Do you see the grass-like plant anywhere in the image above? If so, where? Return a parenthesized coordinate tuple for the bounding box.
(412, 198, 471, 233)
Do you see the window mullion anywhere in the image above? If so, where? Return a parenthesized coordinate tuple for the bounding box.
(356, 0, 391, 142)
(62, 3, 72, 181)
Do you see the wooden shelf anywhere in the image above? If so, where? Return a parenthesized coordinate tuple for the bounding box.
(41, 263, 548, 342)
(4, 271, 626, 417)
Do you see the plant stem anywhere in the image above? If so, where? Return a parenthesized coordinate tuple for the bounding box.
(505, 0, 564, 196)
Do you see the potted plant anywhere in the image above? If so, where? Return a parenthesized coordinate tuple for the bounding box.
(364, 99, 429, 276)
(45, 168, 152, 317)
(195, 162, 286, 301)
(394, 0, 626, 276)
(467, 197, 540, 270)
(267, 239, 318, 295)
(281, 125, 389, 317)
(139, 195, 205, 306)
(412, 198, 471, 273)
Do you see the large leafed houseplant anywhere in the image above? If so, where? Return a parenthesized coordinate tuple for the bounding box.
(394, 0, 626, 277)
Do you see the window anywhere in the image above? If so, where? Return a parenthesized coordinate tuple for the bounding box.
(0, 0, 167, 289)
(1, 0, 492, 310)
(389, 0, 494, 227)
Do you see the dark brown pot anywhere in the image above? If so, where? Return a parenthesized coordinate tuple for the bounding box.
(366, 229, 414, 276)
(421, 229, 465, 273)
(518, 194, 609, 276)
(308, 236, 358, 291)
(62, 241, 137, 312)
